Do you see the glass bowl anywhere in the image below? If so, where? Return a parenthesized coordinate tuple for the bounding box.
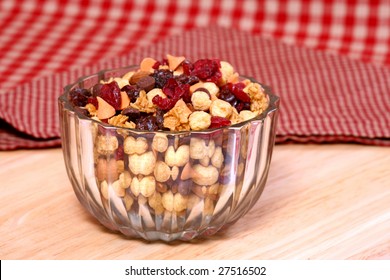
(58, 65, 280, 242)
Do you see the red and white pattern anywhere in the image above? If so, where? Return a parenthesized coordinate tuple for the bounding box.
(0, 0, 389, 150)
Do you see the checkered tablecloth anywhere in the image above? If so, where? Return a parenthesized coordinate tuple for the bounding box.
(1, 0, 389, 150)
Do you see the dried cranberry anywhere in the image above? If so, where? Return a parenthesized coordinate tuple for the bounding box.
(115, 145, 124, 160)
(152, 69, 174, 88)
(209, 116, 231, 129)
(87, 97, 99, 108)
(98, 81, 122, 110)
(68, 88, 91, 107)
(227, 82, 250, 102)
(163, 78, 190, 101)
(181, 60, 194, 75)
(121, 85, 140, 103)
(91, 83, 103, 97)
(136, 116, 159, 131)
(152, 95, 178, 110)
(191, 59, 222, 83)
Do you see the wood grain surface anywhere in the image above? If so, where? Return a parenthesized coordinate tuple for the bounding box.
(1, 144, 389, 260)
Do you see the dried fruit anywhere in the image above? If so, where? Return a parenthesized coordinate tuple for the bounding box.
(191, 59, 222, 83)
(209, 116, 231, 129)
(69, 88, 91, 107)
(98, 81, 122, 110)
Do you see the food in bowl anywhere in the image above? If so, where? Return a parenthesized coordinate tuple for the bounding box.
(59, 55, 280, 241)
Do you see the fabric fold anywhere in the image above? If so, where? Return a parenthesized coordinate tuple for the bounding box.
(0, 26, 389, 150)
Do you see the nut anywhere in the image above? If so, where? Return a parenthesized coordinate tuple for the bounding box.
(239, 110, 258, 121)
(112, 180, 125, 197)
(154, 161, 171, 182)
(164, 145, 190, 167)
(191, 90, 212, 111)
(189, 111, 211, 130)
(219, 61, 234, 85)
(152, 134, 169, 153)
(210, 99, 233, 119)
(211, 146, 224, 168)
(174, 192, 188, 212)
(189, 138, 215, 160)
(146, 88, 166, 102)
(96, 135, 118, 155)
(130, 176, 156, 197)
(192, 164, 219, 186)
(101, 180, 109, 200)
(124, 193, 134, 210)
(128, 151, 156, 175)
(148, 192, 164, 215)
(162, 191, 174, 212)
(124, 136, 148, 155)
(96, 158, 120, 181)
(202, 82, 220, 96)
(118, 171, 132, 189)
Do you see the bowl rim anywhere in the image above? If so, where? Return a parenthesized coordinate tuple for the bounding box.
(59, 65, 280, 134)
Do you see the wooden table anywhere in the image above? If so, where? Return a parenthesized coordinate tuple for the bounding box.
(1, 144, 389, 260)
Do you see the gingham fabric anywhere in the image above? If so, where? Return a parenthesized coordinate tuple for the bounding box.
(0, 0, 389, 150)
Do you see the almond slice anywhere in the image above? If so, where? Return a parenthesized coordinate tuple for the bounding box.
(140, 57, 157, 72)
(120, 91, 130, 109)
(167, 54, 185, 71)
(97, 97, 116, 120)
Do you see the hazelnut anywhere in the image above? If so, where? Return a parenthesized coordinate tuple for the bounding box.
(152, 133, 168, 153)
(211, 146, 224, 168)
(189, 111, 211, 130)
(124, 136, 149, 155)
(210, 99, 233, 119)
(96, 135, 118, 155)
(239, 110, 258, 121)
(128, 151, 156, 175)
(164, 145, 190, 167)
(191, 90, 212, 111)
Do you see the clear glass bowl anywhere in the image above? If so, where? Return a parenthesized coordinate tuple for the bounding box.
(58, 66, 280, 242)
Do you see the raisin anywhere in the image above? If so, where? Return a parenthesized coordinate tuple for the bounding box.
(152, 69, 174, 88)
(136, 115, 159, 131)
(121, 85, 140, 103)
(69, 88, 91, 107)
(98, 81, 122, 110)
(121, 107, 141, 122)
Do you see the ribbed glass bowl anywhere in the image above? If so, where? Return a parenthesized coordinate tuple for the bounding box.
(58, 66, 280, 242)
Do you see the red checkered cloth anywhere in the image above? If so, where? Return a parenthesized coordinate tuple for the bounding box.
(1, 0, 390, 150)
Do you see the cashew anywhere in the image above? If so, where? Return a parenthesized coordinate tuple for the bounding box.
(192, 164, 219, 186)
(124, 136, 148, 155)
(164, 145, 190, 167)
(128, 151, 156, 175)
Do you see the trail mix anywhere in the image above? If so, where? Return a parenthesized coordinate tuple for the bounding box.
(68, 54, 269, 131)
(67, 55, 270, 221)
